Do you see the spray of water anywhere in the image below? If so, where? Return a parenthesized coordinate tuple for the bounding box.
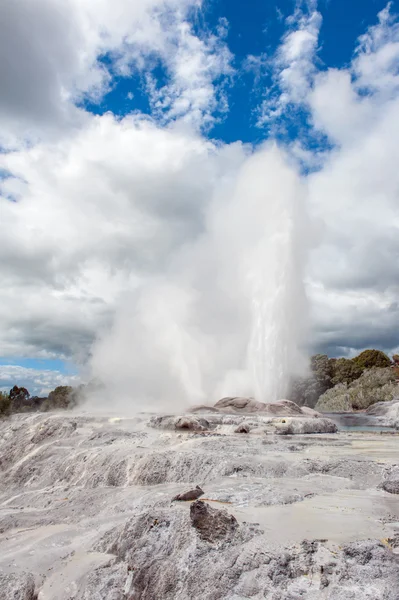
(88, 143, 307, 410)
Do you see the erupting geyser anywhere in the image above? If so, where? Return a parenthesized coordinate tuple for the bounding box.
(89, 145, 308, 409)
(240, 150, 307, 402)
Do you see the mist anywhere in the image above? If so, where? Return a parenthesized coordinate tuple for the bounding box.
(88, 143, 308, 411)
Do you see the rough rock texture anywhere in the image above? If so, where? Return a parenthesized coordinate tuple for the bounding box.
(234, 423, 251, 433)
(149, 415, 211, 431)
(190, 499, 238, 542)
(366, 398, 399, 428)
(0, 411, 398, 599)
(213, 397, 321, 416)
(0, 572, 37, 600)
(382, 480, 399, 494)
(274, 417, 338, 435)
(151, 412, 337, 435)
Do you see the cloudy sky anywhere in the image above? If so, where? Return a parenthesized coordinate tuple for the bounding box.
(1, 0, 399, 399)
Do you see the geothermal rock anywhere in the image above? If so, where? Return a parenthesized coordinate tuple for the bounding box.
(0, 572, 36, 600)
(190, 500, 238, 542)
(274, 417, 338, 435)
(366, 399, 399, 428)
(214, 396, 268, 413)
(172, 485, 204, 501)
(234, 422, 251, 433)
(382, 480, 399, 494)
(149, 415, 210, 431)
(213, 397, 320, 416)
(1, 412, 399, 599)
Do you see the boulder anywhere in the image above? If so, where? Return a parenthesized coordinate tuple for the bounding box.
(214, 397, 267, 413)
(381, 480, 399, 494)
(190, 500, 238, 542)
(172, 485, 204, 501)
(213, 397, 315, 416)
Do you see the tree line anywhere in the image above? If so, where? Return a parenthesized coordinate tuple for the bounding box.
(289, 349, 399, 411)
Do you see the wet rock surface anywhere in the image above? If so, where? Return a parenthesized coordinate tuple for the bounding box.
(0, 410, 398, 599)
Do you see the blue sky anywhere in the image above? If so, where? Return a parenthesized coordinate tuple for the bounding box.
(1, 0, 399, 397)
(85, 0, 397, 144)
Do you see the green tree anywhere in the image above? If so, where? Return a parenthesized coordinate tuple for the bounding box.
(316, 367, 398, 412)
(41, 386, 79, 411)
(289, 354, 335, 408)
(331, 357, 362, 385)
(352, 349, 391, 371)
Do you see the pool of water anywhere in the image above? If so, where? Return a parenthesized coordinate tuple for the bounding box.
(338, 425, 397, 433)
(324, 412, 398, 433)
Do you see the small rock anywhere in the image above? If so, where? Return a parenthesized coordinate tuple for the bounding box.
(190, 500, 238, 542)
(382, 480, 399, 494)
(172, 486, 204, 501)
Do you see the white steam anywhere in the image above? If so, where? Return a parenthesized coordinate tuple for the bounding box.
(89, 144, 308, 409)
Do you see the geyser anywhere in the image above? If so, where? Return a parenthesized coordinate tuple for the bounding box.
(239, 151, 307, 402)
(89, 143, 307, 408)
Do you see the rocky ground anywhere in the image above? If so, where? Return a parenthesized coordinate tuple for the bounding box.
(0, 403, 398, 599)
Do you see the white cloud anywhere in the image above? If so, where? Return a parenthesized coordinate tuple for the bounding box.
(0, 365, 80, 396)
(144, 19, 233, 128)
(251, 2, 399, 359)
(0, 0, 231, 146)
(258, 5, 322, 126)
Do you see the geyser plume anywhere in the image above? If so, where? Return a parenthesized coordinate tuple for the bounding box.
(89, 142, 307, 409)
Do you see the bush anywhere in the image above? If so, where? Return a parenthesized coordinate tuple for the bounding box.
(0, 391, 11, 416)
(352, 349, 391, 371)
(316, 367, 398, 412)
(289, 354, 335, 408)
(313, 384, 352, 413)
(41, 385, 80, 411)
(330, 357, 362, 386)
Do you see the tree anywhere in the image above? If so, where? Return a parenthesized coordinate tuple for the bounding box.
(352, 349, 391, 371)
(9, 386, 30, 412)
(289, 354, 335, 408)
(0, 391, 11, 416)
(41, 386, 79, 411)
(316, 367, 398, 412)
(331, 357, 362, 386)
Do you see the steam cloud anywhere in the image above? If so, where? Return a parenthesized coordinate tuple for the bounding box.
(89, 144, 308, 410)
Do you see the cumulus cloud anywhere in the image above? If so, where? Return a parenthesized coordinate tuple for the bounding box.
(303, 4, 399, 355)
(257, 3, 322, 127)
(0, 365, 80, 396)
(0, 0, 232, 145)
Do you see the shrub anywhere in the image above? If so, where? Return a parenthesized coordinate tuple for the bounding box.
(289, 354, 334, 408)
(330, 357, 362, 386)
(314, 384, 352, 412)
(352, 349, 391, 371)
(41, 385, 80, 411)
(0, 391, 11, 416)
(316, 367, 398, 412)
